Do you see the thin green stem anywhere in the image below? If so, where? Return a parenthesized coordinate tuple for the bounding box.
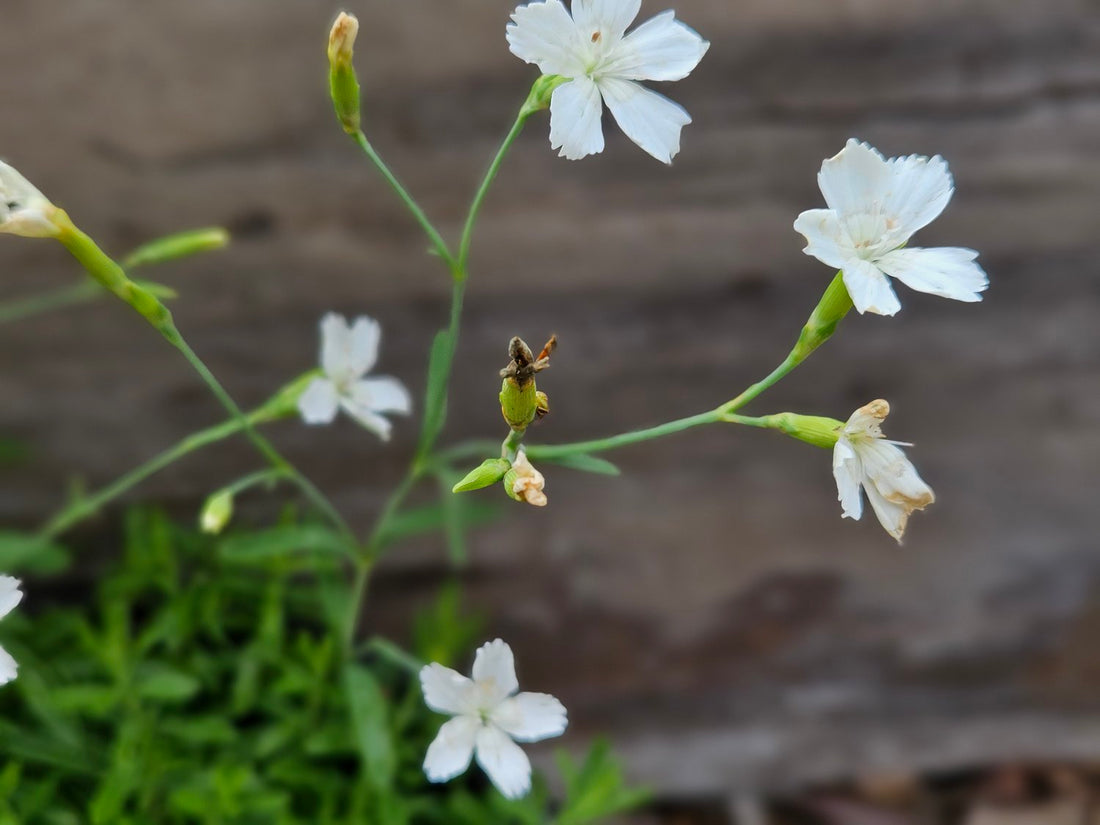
(720, 352, 801, 415)
(40, 416, 250, 540)
(219, 467, 287, 498)
(343, 558, 373, 654)
(458, 111, 528, 269)
(351, 131, 455, 269)
(526, 409, 725, 460)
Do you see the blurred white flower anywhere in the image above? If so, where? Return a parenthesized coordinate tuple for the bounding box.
(420, 638, 567, 799)
(0, 161, 58, 238)
(0, 576, 23, 685)
(833, 399, 935, 542)
(794, 139, 988, 316)
(297, 313, 411, 441)
(510, 449, 547, 507)
(507, 0, 709, 163)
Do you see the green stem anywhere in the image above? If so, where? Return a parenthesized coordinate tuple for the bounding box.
(527, 409, 725, 459)
(40, 415, 252, 540)
(501, 428, 525, 462)
(344, 558, 373, 654)
(219, 467, 287, 498)
(351, 131, 455, 269)
(458, 111, 528, 269)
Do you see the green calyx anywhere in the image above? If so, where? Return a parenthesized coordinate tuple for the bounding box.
(452, 458, 512, 493)
(767, 413, 845, 449)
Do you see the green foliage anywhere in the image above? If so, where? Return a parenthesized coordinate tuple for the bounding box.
(0, 509, 644, 825)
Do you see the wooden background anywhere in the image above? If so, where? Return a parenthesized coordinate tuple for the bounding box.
(2, 0, 1099, 810)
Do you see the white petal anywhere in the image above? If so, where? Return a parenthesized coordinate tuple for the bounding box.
(475, 724, 532, 800)
(601, 10, 709, 81)
(320, 313, 380, 382)
(793, 209, 857, 270)
(0, 161, 56, 238)
(420, 663, 478, 715)
(491, 692, 568, 743)
(297, 377, 340, 425)
(0, 644, 16, 685)
(0, 576, 22, 621)
(549, 77, 606, 160)
(339, 398, 394, 441)
(858, 439, 935, 512)
(423, 716, 480, 784)
(875, 247, 988, 303)
(347, 376, 412, 416)
(863, 481, 913, 543)
(832, 439, 864, 521)
(506, 0, 586, 77)
(881, 152, 954, 238)
(571, 0, 641, 43)
(817, 140, 893, 220)
(841, 258, 902, 316)
(471, 639, 519, 706)
(598, 76, 691, 164)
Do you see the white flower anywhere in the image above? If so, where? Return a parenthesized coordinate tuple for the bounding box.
(297, 313, 412, 440)
(833, 400, 935, 542)
(0, 161, 58, 238)
(506, 0, 709, 163)
(420, 638, 567, 800)
(794, 139, 988, 316)
(510, 449, 547, 507)
(0, 576, 23, 685)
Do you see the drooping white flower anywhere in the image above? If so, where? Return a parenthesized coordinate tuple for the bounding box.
(509, 449, 547, 507)
(833, 400, 935, 542)
(794, 139, 988, 316)
(420, 638, 567, 799)
(297, 313, 412, 441)
(506, 0, 710, 163)
(0, 161, 59, 238)
(0, 576, 24, 685)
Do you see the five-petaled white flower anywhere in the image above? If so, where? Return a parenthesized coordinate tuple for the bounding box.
(297, 313, 412, 441)
(0, 576, 23, 685)
(833, 399, 935, 542)
(0, 161, 58, 238)
(507, 0, 709, 163)
(794, 139, 988, 316)
(420, 638, 568, 800)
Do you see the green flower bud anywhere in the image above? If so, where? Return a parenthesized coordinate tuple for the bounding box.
(328, 12, 362, 134)
(768, 413, 844, 449)
(254, 370, 324, 422)
(521, 74, 569, 118)
(199, 490, 234, 534)
(452, 458, 511, 493)
(122, 227, 230, 270)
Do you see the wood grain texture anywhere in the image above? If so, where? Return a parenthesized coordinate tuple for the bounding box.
(1, 0, 1099, 797)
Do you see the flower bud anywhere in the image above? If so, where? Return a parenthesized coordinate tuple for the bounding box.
(254, 371, 324, 422)
(453, 458, 511, 493)
(499, 377, 539, 432)
(503, 449, 547, 507)
(328, 12, 362, 134)
(768, 412, 845, 449)
(199, 490, 234, 534)
(0, 161, 61, 239)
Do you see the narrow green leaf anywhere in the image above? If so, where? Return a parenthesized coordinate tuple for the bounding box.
(376, 500, 503, 547)
(122, 227, 230, 270)
(536, 452, 621, 476)
(0, 531, 71, 574)
(134, 664, 202, 703)
(343, 664, 395, 790)
(218, 524, 350, 562)
(438, 472, 467, 566)
(418, 331, 452, 453)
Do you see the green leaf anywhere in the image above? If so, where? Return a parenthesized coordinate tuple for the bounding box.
(537, 453, 621, 476)
(0, 531, 71, 574)
(376, 500, 503, 547)
(343, 664, 395, 790)
(418, 331, 452, 453)
(439, 472, 468, 566)
(134, 664, 202, 704)
(122, 227, 230, 270)
(218, 524, 351, 562)
(555, 739, 650, 825)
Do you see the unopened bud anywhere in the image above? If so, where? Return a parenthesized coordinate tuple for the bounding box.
(328, 12, 362, 134)
(792, 271, 854, 362)
(453, 458, 511, 493)
(123, 227, 230, 270)
(200, 490, 234, 534)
